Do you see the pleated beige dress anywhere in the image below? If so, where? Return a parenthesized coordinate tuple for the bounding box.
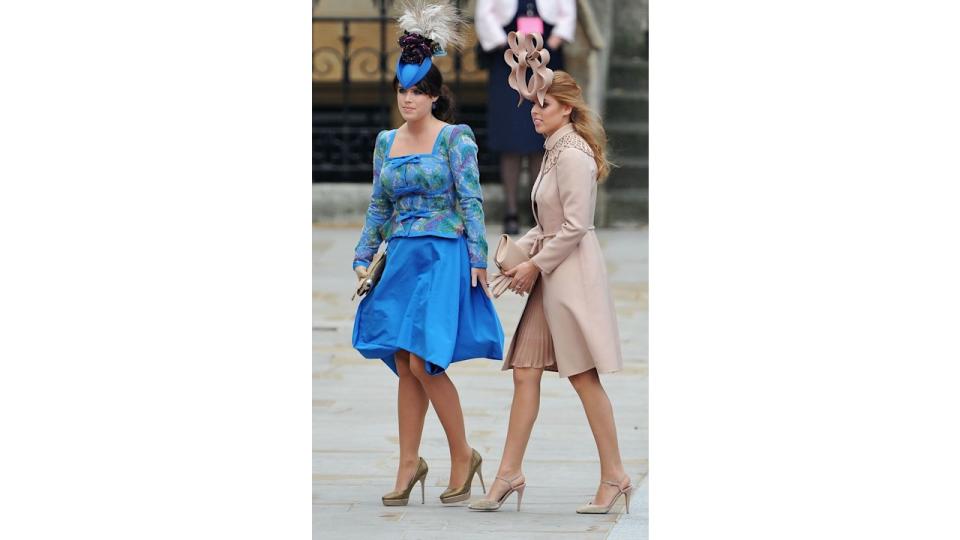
(502, 124, 623, 378)
(503, 280, 558, 372)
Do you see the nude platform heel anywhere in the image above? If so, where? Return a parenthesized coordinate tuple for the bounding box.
(439, 449, 486, 504)
(381, 457, 428, 506)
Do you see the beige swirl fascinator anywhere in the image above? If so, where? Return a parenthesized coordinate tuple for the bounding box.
(503, 31, 554, 107)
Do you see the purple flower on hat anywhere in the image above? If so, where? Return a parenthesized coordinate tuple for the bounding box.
(398, 31, 435, 65)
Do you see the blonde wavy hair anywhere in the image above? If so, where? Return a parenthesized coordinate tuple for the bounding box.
(546, 71, 612, 181)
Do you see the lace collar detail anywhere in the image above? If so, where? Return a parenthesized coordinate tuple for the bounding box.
(541, 129, 594, 176)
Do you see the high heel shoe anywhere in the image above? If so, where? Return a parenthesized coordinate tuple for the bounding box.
(439, 449, 485, 504)
(467, 473, 525, 512)
(381, 457, 428, 506)
(575, 475, 633, 514)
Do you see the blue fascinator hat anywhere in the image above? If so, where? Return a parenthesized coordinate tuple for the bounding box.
(394, 1, 465, 88)
(396, 32, 441, 88)
(396, 57, 433, 89)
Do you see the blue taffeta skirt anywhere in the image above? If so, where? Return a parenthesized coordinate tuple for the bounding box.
(352, 235, 504, 376)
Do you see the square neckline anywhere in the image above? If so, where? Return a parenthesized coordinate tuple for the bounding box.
(386, 124, 450, 159)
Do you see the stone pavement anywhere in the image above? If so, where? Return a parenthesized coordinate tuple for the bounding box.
(313, 225, 648, 540)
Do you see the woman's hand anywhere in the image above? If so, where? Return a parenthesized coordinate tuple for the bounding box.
(547, 34, 564, 50)
(503, 261, 540, 295)
(471, 267, 492, 298)
(355, 266, 368, 280)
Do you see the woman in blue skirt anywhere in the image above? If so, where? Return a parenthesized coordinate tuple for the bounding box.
(352, 2, 504, 508)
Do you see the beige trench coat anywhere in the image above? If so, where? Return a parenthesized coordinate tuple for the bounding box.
(510, 124, 623, 376)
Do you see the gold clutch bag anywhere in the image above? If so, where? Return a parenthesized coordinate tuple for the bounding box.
(352, 249, 387, 301)
(489, 234, 530, 298)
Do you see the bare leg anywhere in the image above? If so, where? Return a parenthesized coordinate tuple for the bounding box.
(480, 366, 544, 502)
(568, 368, 631, 503)
(527, 150, 544, 184)
(392, 351, 429, 492)
(500, 153, 521, 215)
(501, 153, 521, 233)
(408, 353, 474, 489)
(522, 151, 544, 228)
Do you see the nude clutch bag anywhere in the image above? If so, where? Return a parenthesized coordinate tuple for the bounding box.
(489, 234, 529, 298)
(352, 249, 387, 301)
(495, 234, 529, 270)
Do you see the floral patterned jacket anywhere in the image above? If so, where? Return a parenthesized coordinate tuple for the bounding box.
(352, 124, 489, 269)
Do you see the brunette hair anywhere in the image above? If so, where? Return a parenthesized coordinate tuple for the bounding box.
(392, 64, 455, 123)
(546, 71, 612, 181)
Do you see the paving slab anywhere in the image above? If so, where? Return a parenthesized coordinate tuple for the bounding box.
(314, 225, 648, 539)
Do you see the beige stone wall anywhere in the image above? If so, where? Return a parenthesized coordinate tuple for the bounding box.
(313, 0, 379, 18)
(314, 0, 479, 18)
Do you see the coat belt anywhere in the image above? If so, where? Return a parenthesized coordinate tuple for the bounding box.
(530, 225, 596, 256)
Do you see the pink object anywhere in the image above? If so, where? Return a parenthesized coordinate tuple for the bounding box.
(517, 16, 544, 35)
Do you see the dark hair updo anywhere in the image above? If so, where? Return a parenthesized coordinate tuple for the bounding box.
(393, 63, 456, 123)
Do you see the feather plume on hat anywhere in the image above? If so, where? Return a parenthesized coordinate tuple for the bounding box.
(396, 0, 466, 56)
(394, 1, 465, 88)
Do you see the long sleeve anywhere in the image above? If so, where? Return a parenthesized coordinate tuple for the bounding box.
(449, 125, 489, 269)
(547, 0, 577, 44)
(353, 131, 393, 269)
(531, 148, 595, 274)
(475, 0, 509, 52)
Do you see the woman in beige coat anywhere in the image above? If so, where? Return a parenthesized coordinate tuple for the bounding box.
(469, 67, 632, 514)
